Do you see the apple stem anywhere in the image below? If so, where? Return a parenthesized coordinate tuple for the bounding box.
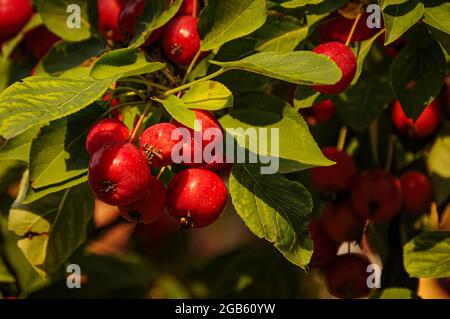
(129, 103, 152, 144)
(337, 126, 348, 152)
(193, 0, 198, 17)
(156, 167, 167, 180)
(164, 69, 226, 96)
(182, 49, 202, 85)
(345, 12, 362, 46)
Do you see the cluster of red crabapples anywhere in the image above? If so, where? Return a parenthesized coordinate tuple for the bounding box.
(293, 8, 444, 298)
(99, 0, 202, 65)
(1, 0, 202, 72)
(86, 109, 228, 229)
(308, 144, 434, 298)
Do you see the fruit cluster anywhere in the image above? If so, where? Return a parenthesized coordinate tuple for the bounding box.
(86, 108, 229, 228)
(289, 6, 445, 299)
(99, 0, 201, 65)
(1, 0, 202, 74)
(308, 145, 434, 298)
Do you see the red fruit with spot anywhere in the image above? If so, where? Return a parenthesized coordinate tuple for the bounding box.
(167, 168, 228, 228)
(322, 200, 365, 243)
(119, 0, 164, 46)
(98, 0, 125, 42)
(391, 99, 442, 139)
(351, 170, 403, 223)
(312, 42, 356, 94)
(140, 123, 180, 168)
(311, 147, 356, 194)
(400, 171, 433, 216)
(24, 26, 60, 59)
(88, 143, 151, 206)
(86, 118, 130, 156)
(326, 253, 372, 299)
(162, 15, 200, 65)
(172, 109, 224, 167)
(0, 0, 33, 42)
(308, 218, 338, 268)
(178, 0, 199, 17)
(300, 99, 336, 126)
(119, 176, 167, 224)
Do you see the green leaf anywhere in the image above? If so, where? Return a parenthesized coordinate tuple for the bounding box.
(292, 85, 322, 110)
(40, 37, 106, 75)
(429, 26, 450, 56)
(210, 38, 270, 95)
(229, 165, 313, 269)
(404, 231, 450, 279)
(336, 71, 394, 132)
(220, 93, 334, 173)
(428, 128, 450, 206)
(90, 48, 165, 80)
(382, 0, 424, 45)
(0, 76, 114, 139)
(28, 254, 156, 298)
(153, 95, 197, 129)
(390, 43, 445, 120)
(28, 106, 104, 189)
(422, 1, 450, 34)
(0, 257, 15, 284)
(303, 0, 351, 27)
(35, 0, 94, 41)
(199, 0, 268, 51)
(251, 15, 308, 53)
(8, 183, 94, 274)
(380, 0, 409, 10)
(211, 51, 342, 85)
(0, 127, 40, 162)
(23, 174, 87, 205)
(281, 0, 324, 8)
(371, 288, 418, 299)
(131, 0, 183, 48)
(181, 81, 233, 111)
(351, 30, 385, 85)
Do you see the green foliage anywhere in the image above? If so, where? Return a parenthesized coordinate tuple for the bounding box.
(404, 232, 450, 278)
(382, 0, 425, 45)
(220, 93, 333, 173)
(131, 0, 183, 48)
(40, 38, 106, 76)
(371, 287, 418, 299)
(0, 76, 114, 139)
(211, 51, 342, 85)
(181, 81, 233, 111)
(251, 15, 308, 53)
(90, 48, 165, 80)
(35, 0, 95, 42)
(28, 106, 104, 189)
(199, 0, 268, 51)
(390, 42, 445, 120)
(229, 165, 313, 269)
(153, 95, 197, 129)
(336, 71, 394, 132)
(8, 183, 93, 274)
(428, 127, 450, 206)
